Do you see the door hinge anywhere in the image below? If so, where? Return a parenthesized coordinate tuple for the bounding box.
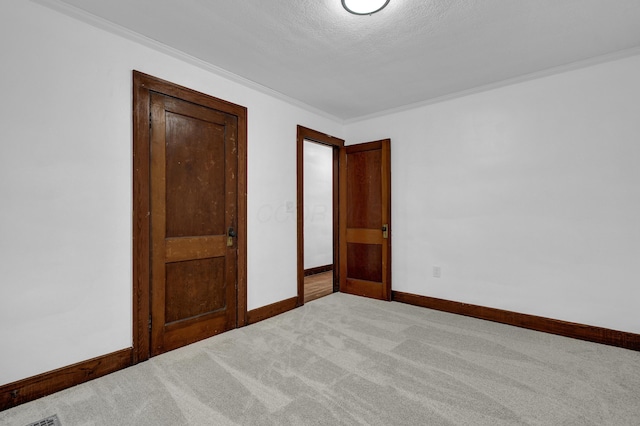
(148, 315, 152, 331)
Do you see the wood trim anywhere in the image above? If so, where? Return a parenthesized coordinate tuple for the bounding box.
(133, 70, 248, 361)
(132, 71, 151, 364)
(0, 348, 132, 411)
(296, 127, 304, 308)
(296, 126, 344, 308)
(392, 291, 640, 352)
(237, 106, 248, 327)
(381, 139, 391, 301)
(332, 147, 340, 293)
(247, 297, 298, 325)
(339, 145, 347, 297)
(304, 264, 333, 276)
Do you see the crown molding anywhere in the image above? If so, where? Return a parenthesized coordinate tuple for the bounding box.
(345, 45, 640, 124)
(29, 1, 640, 127)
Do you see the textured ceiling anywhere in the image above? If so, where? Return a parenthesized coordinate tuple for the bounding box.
(46, 0, 640, 121)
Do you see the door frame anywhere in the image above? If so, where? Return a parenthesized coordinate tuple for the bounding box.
(132, 71, 247, 364)
(296, 126, 344, 307)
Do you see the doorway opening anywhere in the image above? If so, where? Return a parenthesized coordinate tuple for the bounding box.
(296, 126, 344, 306)
(303, 140, 333, 303)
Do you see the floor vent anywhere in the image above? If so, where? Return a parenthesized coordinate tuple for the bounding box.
(25, 414, 61, 426)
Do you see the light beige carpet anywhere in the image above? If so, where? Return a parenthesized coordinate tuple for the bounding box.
(2, 293, 640, 425)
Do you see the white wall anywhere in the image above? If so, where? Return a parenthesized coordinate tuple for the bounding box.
(303, 141, 333, 269)
(346, 53, 640, 334)
(0, 0, 342, 386)
(2, 0, 639, 390)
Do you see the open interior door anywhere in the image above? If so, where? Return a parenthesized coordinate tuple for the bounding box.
(339, 139, 391, 300)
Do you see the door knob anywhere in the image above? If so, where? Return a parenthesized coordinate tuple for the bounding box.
(382, 224, 388, 239)
(227, 227, 236, 247)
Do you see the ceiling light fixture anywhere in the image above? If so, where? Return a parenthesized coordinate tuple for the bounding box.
(342, 0, 390, 15)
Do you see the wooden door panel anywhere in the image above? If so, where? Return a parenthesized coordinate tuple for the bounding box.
(340, 140, 391, 301)
(165, 112, 226, 238)
(150, 93, 237, 356)
(345, 228, 383, 244)
(346, 243, 382, 282)
(165, 257, 226, 323)
(165, 236, 227, 262)
(346, 148, 382, 229)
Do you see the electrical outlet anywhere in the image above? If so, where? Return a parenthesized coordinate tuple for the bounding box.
(433, 266, 441, 278)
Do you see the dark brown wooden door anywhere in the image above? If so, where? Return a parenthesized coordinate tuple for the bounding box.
(149, 92, 238, 355)
(339, 139, 391, 301)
